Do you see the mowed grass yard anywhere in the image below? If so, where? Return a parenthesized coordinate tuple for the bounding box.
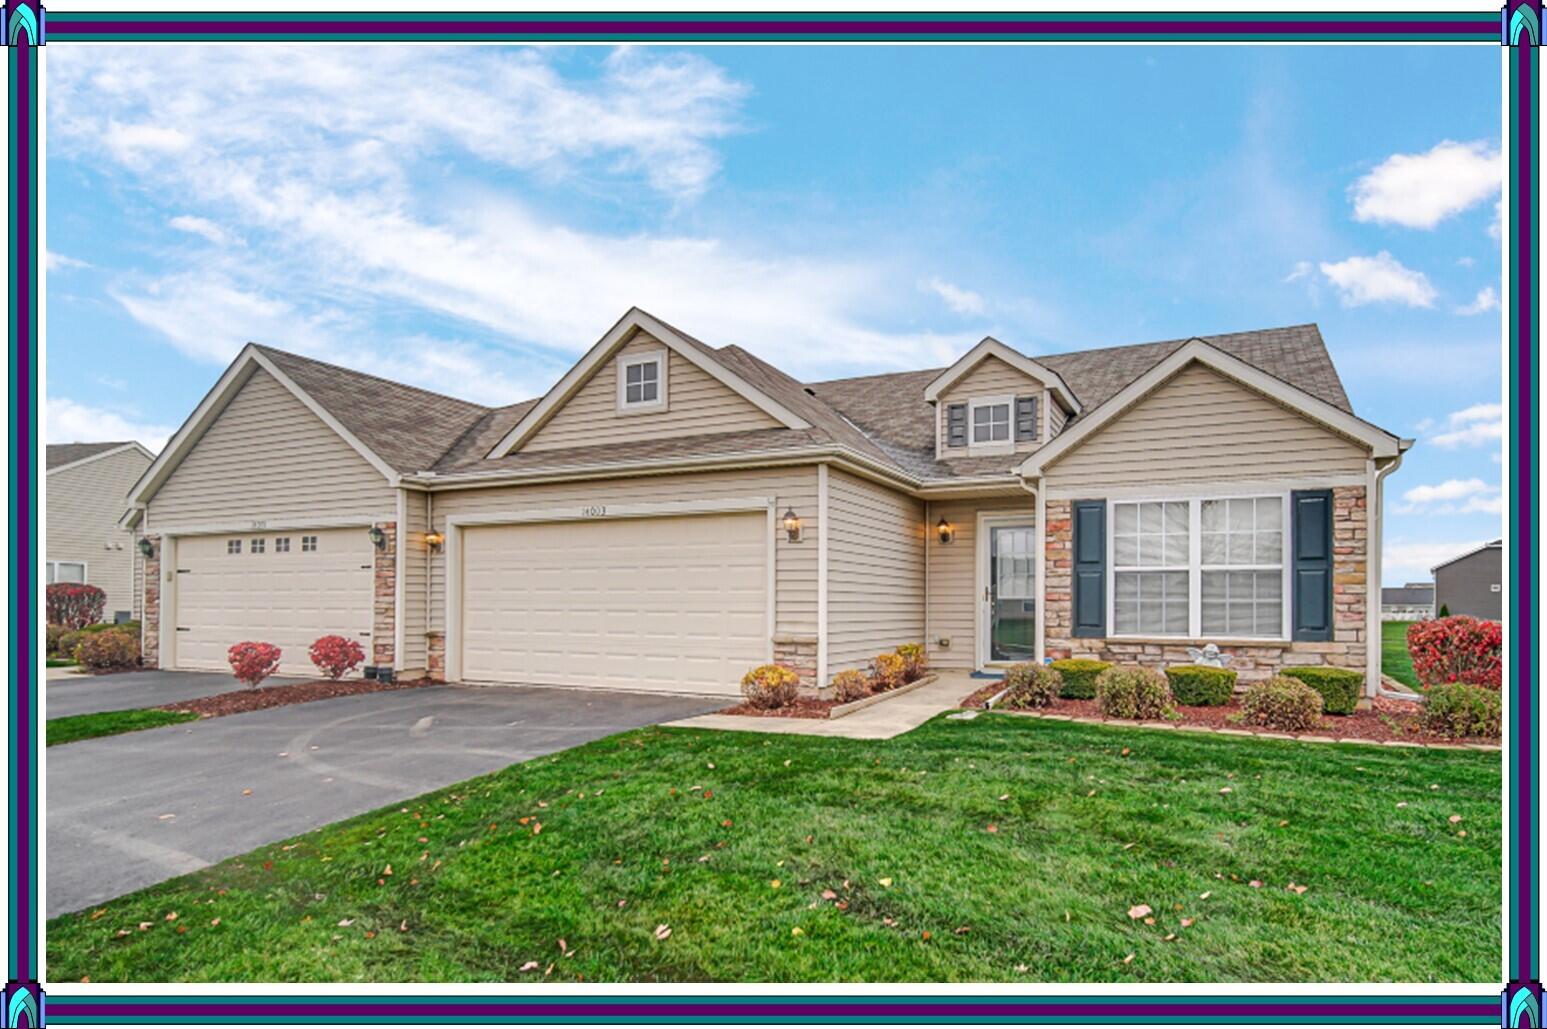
(1383, 621, 1421, 690)
(48, 714, 1499, 983)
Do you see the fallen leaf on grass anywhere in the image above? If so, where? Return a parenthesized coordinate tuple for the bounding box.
(1449, 814, 1463, 824)
(1127, 904, 1152, 920)
(137, 922, 151, 931)
(821, 889, 838, 900)
(770, 879, 782, 889)
(1163, 933, 1176, 941)
(164, 911, 178, 921)
(985, 824, 999, 833)
(521, 961, 540, 972)
(1218, 788, 1232, 795)
(1180, 917, 1194, 928)
(210, 918, 221, 927)
(1122, 953, 1135, 965)
(1286, 883, 1308, 895)
(879, 877, 894, 888)
(338, 919, 355, 927)
(1199, 891, 1211, 900)
(1249, 880, 1263, 888)
(791, 927, 804, 936)
(654, 924, 672, 941)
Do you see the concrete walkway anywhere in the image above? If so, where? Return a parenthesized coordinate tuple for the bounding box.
(664, 670, 983, 739)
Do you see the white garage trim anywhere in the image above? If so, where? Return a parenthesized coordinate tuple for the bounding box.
(153, 514, 394, 537)
(444, 496, 777, 685)
(395, 489, 407, 671)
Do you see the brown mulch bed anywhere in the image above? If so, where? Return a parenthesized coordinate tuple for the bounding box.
(157, 677, 434, 719)
(716, 695, 840, 719)
(960, 682, 1004, 710)
(972, 690, 1498, 747)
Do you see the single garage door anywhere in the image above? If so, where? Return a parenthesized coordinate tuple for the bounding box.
(173, 527, 374, 676)
(460, 511, 768, 695)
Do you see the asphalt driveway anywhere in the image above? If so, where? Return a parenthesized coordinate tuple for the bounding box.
(46, 669, 306, 719)
(45, 683, 721, 917)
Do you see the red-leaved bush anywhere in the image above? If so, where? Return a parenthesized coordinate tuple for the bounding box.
(228, 641, 283, 688)
(1407, 616, 1502, 690)
(46, 583, 105, 630)
(309, 635, 365, 680)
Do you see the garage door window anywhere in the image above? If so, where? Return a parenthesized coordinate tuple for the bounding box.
(226, 539, 241, 554)
(275, 537, 291, 552)
(302, 535, 318, 552)
(250, 538, 266, 554)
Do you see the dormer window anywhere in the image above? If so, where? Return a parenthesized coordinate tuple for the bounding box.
(967, 395, 1014, 454)
(618, 350, 667, 411)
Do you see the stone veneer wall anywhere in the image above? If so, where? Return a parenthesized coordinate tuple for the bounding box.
(774, 634, 818, 688)
(141, 536, 161, 669)
(1043, 486, 1368, 684)
(372, 521, 397, 669)
(426, 631, 445, 682)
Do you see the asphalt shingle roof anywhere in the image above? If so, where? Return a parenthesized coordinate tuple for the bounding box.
(47, 441, 139, 470)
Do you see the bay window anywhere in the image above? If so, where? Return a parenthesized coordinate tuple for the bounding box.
(1110, 494, 1287, 639)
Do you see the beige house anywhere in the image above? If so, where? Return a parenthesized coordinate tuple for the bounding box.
(122, 309, 1408, 694)
(47, 441, 155, 622)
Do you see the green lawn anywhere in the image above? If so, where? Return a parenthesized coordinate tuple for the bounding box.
(46, 658, 76, 668)
(47, 708, 199, 747)
(1383, 621, 1421, 690)
(47, 715, 1499, 983)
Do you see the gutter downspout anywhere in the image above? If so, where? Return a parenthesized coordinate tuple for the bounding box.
(1372, 443, 1419, 701)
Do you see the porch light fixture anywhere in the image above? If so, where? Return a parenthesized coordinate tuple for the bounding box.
(136, 537, 155, 558)
(782, 507, 803, 543)
(368, 525, 387, 550)
(424, 530, 445, 553)
(936, 518, 956, 545)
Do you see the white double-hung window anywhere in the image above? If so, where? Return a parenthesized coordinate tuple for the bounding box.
(967, 395, 1013, 454)
(618, 350, 666, 411)
(1110, 493, 1288, 639)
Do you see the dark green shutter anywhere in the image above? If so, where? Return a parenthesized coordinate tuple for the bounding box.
(1015, 396, 1038, 441)
(1291, 490, 1333, 641)
(946, 403, 968, 447)
(1072, 500, 1106, 638)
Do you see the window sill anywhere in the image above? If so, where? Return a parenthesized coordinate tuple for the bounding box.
(616, 401, 667, 416)
(1101, 635, 1293, 648)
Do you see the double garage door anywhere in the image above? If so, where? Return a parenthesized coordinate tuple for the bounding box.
(459, 511, 768, 696)
(172, 528, 374, 677)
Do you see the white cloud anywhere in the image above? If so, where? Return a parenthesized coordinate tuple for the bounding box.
(169, 215, 238, 246)
(1319, 251, 1437, 308)
(1384, 539, 1492, 583)
(1395, 477, 1502, 515)
(45, 397, 175, 451)
(1283, 260, 1313, 283)
(1455, 286, 1499, 315)
(1430, 401, 1504, 448)
(920, 277, 985, 316)
(1402, 478, 1492, 504)
(45, 250, 89, 271)
(1351, 139, 1502, 229)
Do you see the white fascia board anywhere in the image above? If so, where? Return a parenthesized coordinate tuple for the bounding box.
(46, 441, 156, 478)
(923, 337, 1081, 414)
(486, 308, 812, 459)
(1017, 339, 1402, 478)
(1430, 539, 1503, 573)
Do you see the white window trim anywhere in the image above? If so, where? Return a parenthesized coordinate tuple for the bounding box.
(616, 348, 668, 413)
(967, 394, 1015, 455)
(1105, 491, 1291, 642)
(47, 559, 89, 584)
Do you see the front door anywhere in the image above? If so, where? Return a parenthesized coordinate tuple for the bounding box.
(982, 520, 1037, 665)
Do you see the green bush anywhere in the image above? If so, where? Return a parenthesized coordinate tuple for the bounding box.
(740, 664, 800, 709)
(1094, 666, 1172, 720)
(1051, 658, 1111, 699)
(830, 669, 872, 704)
(46, 623, 67, 657)
(1165, 665, 1237, 706)
(1420, 683, 1501, 739)
(74, 630, 140, 672)
(57, 629, 93, 662)
(1280, 666, 1363, 716)
(1241, 676, 1324, 732)
(895, 643, 928, 682)
(82, 620, 139, 637)
(1000, 662, 1062, 710)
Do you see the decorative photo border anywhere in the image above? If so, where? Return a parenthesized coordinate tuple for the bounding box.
(0, 5, 1531, 1026)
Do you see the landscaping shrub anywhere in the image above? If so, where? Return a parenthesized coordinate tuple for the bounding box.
(896, 643, 928, 682)
(308, 635, 365, 680)
(1281, 666, 1364, 716)
(84, 619, 139, 637)
(1165, 665, 1237, 707)
(46, 624, 66, 657)
(740, 664, 800, 709)
(46, 583, 105, 630)
(1406, 616, 1502, 690)
(57, 629, 93, 662)
(1051, 658, 1111, 699)
(1094, 666, 1172, 720)
(871, 653, 907, 691)
(1000, 662, 1061, 709)
(74, 630, 140, 672)
(228, 642, 283, 689)
(1420, 682, 1502, 739)
(830, 669, 872, 704)
(1241, 676, 1324, 733)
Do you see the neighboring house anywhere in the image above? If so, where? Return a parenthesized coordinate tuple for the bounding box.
(122, 309, 1408, 696)
(1380, 582, 1435, 622)
(47, 441, 156, 623)
(1432, 540, 1503, 621)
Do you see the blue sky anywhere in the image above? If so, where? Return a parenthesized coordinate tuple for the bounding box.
(45, 44, 1503, 584)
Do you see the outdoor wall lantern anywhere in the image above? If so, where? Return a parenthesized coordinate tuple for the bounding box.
(782, 507, 803, 543)
(368, 525, 388, 550)
(424, 530, 446, 552)
(937, 518, 956, 545)
(137, 537, 156, 558)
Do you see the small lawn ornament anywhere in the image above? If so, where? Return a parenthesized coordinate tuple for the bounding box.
(1186, 643, 1228, 668)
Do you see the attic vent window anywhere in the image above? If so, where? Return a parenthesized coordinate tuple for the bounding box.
(618, 350, 667, 411)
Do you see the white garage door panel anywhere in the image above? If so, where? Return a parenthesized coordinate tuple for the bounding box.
(173, 528, 374, 676)
(461, 512, 767, 695)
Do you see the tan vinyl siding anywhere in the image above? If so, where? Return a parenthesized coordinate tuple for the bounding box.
(1044, 362, 1369, 491)
(924, 496, 1036, 670)
(825, 469, 925, 675)
(146, 368, 395, 528)
(523, 333, 782, 453)
(1048, 401, 1069, 438)
(46, 447, 151, 618)
(428, 466, 818, 639)
(937, 356, 1053, 458)
(401, 488, 430, 676)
